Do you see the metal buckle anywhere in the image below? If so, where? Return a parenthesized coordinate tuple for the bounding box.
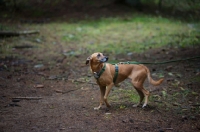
(93, 72, 99, 79)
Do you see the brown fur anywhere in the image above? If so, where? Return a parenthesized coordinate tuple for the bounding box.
(86, 52, 164, 110)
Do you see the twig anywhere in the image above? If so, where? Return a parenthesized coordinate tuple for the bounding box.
(163, 128, 173, 130)
(0, 30, 40, 37)
(68, 79, 97, 85)
(13, 45, 35, 49)
(191, 104, 200, 106)
(12, 97, 42, 100)
(55, 88, 81, 94)
(155, 108, 162, 113)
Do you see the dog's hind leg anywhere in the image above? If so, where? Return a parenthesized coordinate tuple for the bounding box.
(131, 81, 150, 108)
(140, 87, 150, 108)
(132, 89, 144, 107)
(94, 86, 106, 110)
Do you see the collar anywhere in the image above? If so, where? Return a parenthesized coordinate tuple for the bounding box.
(93, 63, 106, 79)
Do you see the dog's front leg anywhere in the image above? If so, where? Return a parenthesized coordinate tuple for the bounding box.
(104, 83, 114, 108)
(94, 86, 106, 110)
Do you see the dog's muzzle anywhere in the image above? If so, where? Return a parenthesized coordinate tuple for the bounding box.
(100, 56, 108, 63)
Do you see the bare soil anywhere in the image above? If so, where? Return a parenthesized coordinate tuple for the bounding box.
(1, 44, 200, 132)
(0, 2, 200, 132)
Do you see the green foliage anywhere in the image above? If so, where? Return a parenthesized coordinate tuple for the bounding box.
(52, 15, 200, 55)
(1, 14, 199, 58)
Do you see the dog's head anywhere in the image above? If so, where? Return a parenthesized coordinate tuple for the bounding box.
(86, 52, 108, 65)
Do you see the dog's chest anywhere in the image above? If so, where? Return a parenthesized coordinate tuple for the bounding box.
(95, 77, 108, 86)
(95, 76, 112, 86)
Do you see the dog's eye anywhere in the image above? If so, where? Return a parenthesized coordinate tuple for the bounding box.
(97, 53, 101, 58)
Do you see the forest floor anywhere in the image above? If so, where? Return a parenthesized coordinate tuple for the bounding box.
(0, 1, 200, 132)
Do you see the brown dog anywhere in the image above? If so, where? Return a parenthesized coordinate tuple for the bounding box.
(86, 52, 164, 110)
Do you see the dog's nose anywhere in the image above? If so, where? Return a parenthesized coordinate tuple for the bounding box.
(105, 56, 109, 61)
(100, 56, 109, 62)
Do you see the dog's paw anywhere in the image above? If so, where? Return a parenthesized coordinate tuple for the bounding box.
(142, 104, 147, 108)
(94, 107, 100, 110)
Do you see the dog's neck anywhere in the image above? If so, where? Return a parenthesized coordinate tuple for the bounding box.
(90, 61, 104, 73)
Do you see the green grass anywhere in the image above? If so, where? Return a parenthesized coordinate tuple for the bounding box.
(46, 15, 199, 55)
(109, 87, 139, 105)
(1, 14, 199, 59)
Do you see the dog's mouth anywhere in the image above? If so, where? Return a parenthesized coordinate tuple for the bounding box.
(100, 57, 108, 63)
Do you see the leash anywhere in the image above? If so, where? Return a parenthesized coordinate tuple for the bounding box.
(110, 56, 200, 65)
(93, 56, 200, 84)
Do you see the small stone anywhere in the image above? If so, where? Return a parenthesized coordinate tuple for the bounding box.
(165, 65, 173, 71)
(182, 116, 188, 121)
(34, 64, 44, 68)
(122, 119, 128, 123)
(190, 116, 196, 120)
(129, 119, 134, 123)
(122, 120, 126, 123)
(55, 90, 63, 93)
(127, 52, 133, 56)
(59, 128, 65, 130)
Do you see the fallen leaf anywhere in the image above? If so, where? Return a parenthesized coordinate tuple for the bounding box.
(168, 72, 174, 76)
(192, 91, 198, 96)
(162, 91, 167, 98)
(172, 102, 181, 106)
(120, 105, 126, 109)
(35, 38, 42, 43)
(176, 73, 182, 78)
(180, 87, 185, 91)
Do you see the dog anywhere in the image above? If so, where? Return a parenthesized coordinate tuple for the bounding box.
(86, 52, 164, 110)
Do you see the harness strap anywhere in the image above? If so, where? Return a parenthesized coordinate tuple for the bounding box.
(93, 63, 118, 84)
(98, 63, 106, 77)
(93, 63, 106, 79)
(113, 64, 118, 83)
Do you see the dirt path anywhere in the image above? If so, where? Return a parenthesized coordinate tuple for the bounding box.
(0, 39, 200, 131)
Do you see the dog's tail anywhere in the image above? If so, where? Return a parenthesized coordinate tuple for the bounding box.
(141, 65, 164, 86)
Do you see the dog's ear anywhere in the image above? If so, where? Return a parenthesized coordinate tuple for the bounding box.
(86, 55, 91, 65)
